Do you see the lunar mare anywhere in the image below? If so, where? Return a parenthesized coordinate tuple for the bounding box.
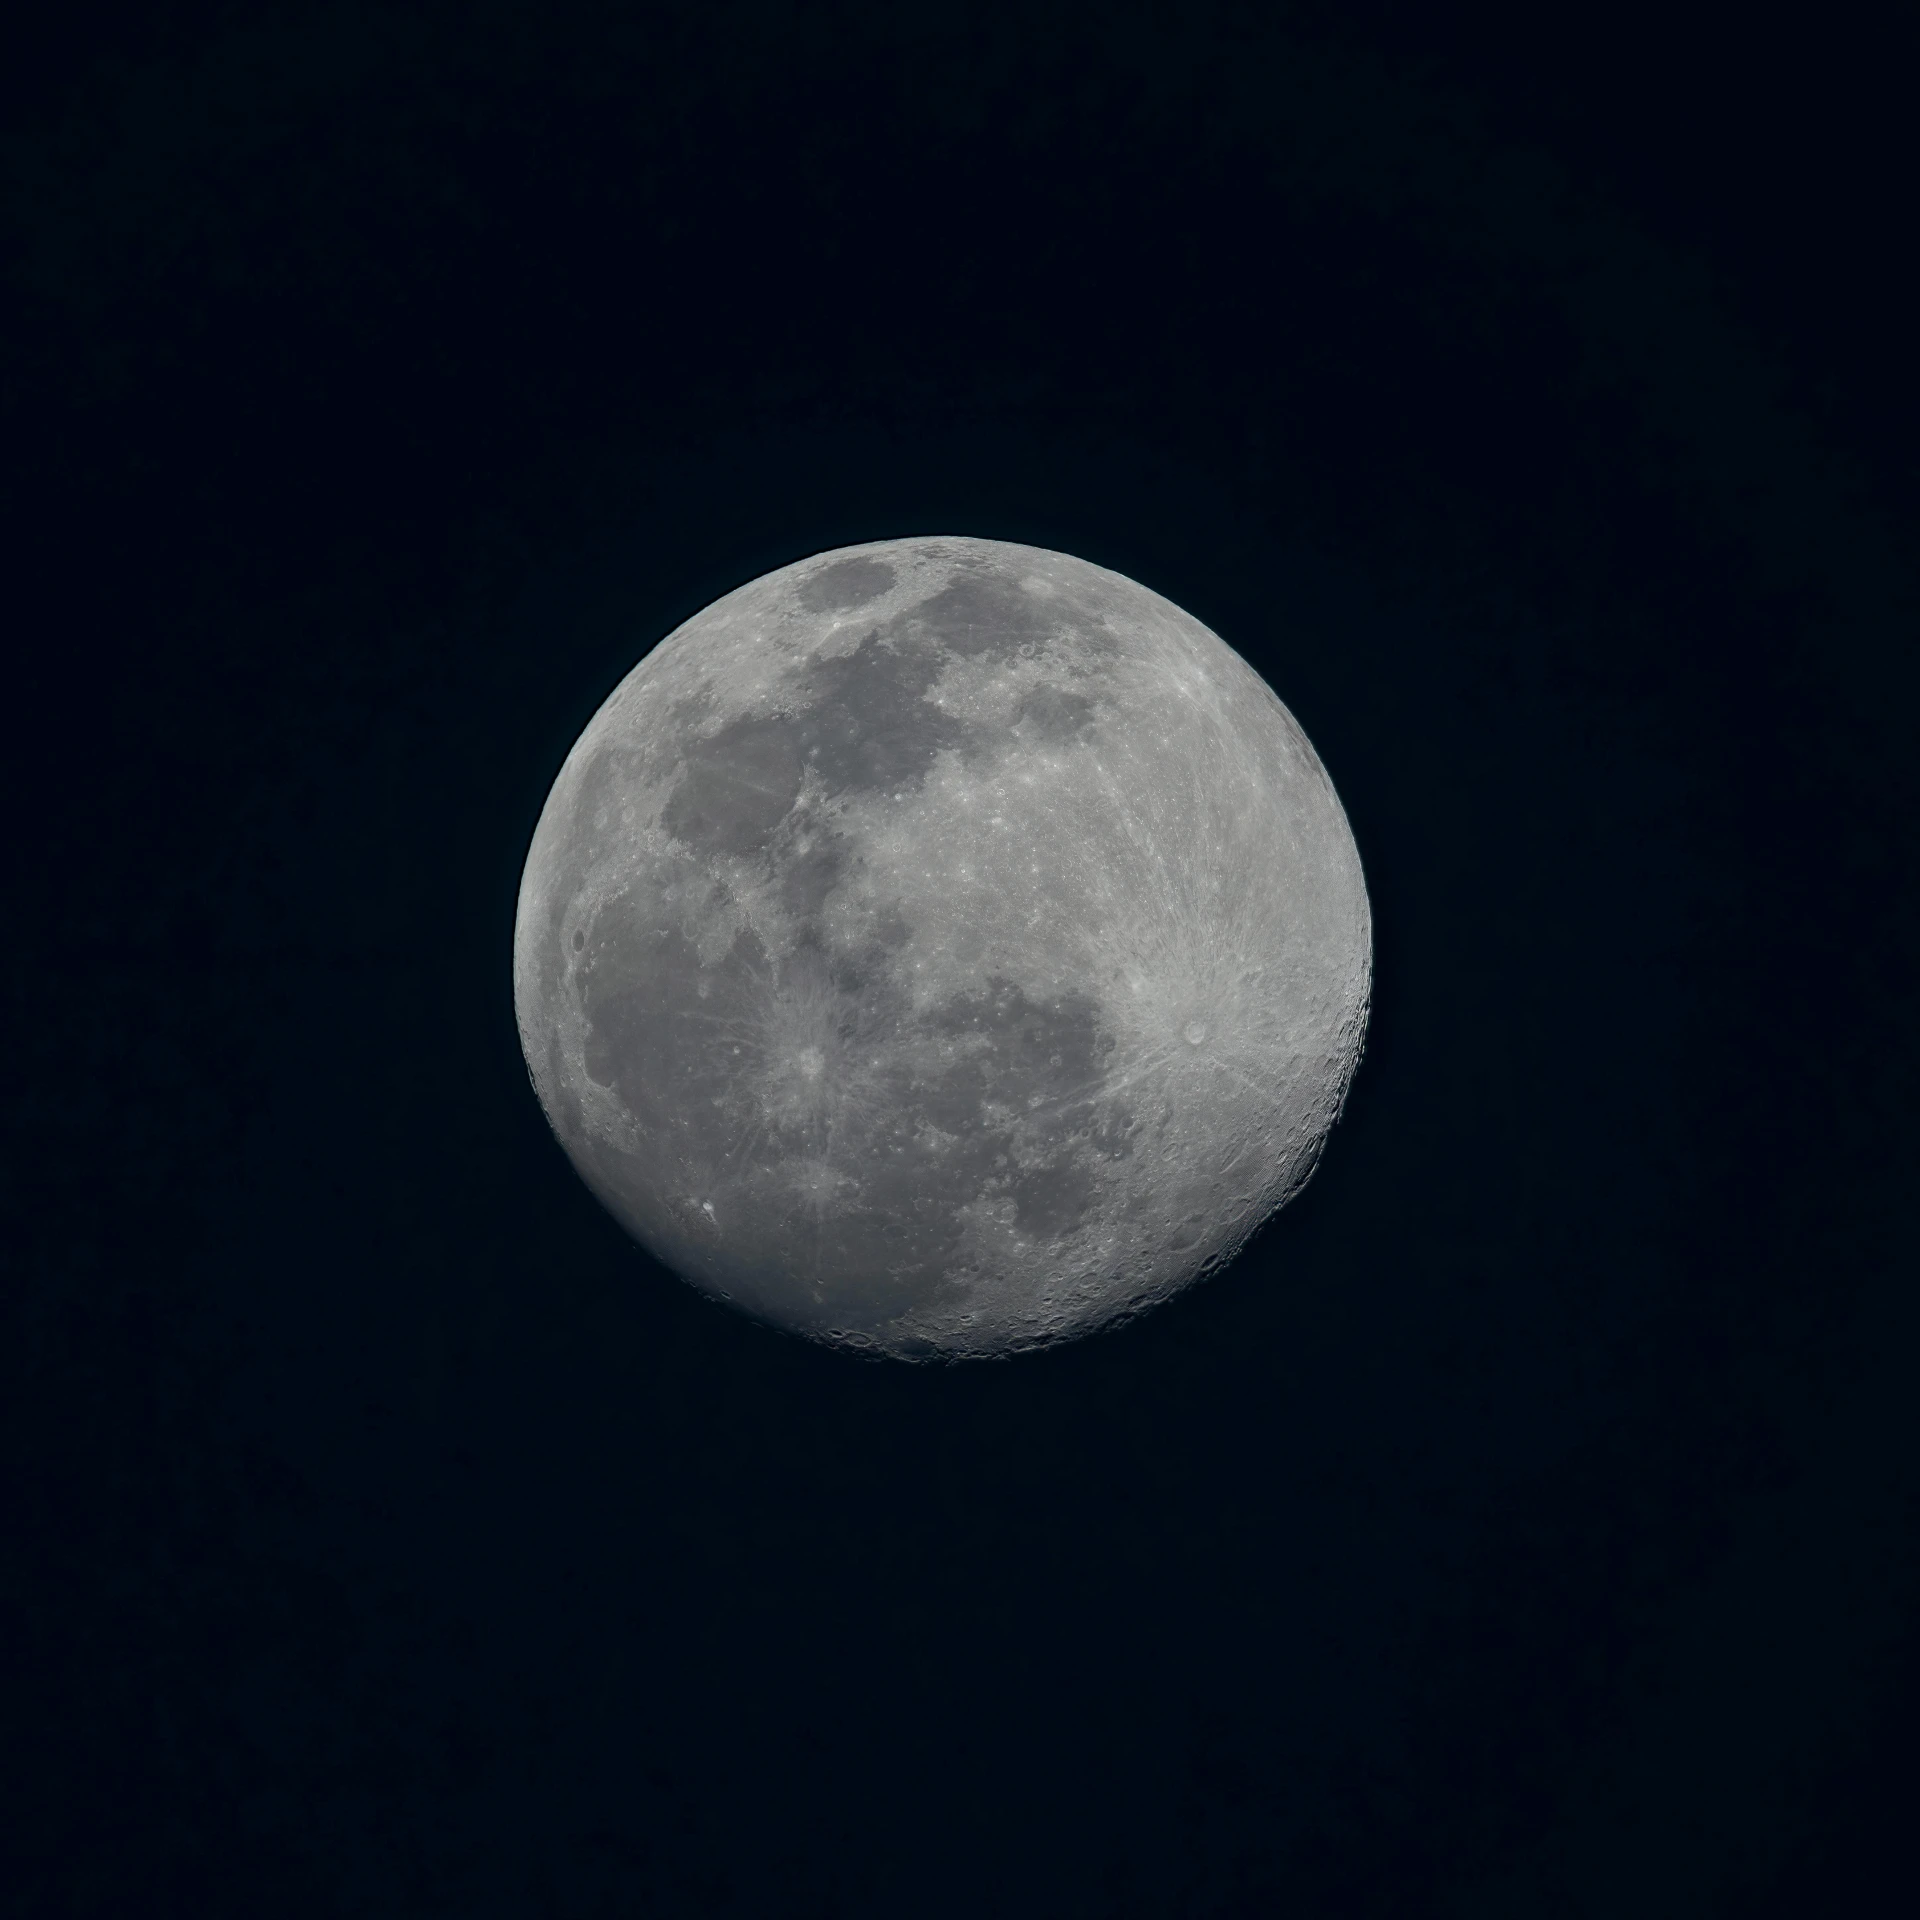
(513, 538, 1370, 1358)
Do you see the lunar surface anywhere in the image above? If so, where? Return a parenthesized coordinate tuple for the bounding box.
(514, 538, 1370, 1358)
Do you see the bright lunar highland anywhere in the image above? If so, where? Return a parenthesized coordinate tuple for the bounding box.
(514, 538, 1371, 1358)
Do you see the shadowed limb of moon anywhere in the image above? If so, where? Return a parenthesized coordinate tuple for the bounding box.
(514, 537, 1371, 1359)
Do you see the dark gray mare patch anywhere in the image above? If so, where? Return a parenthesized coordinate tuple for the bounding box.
(1010, 1160, 1100, 1238)
(1015, 683, 1097, 740)
(919, 977, 1111, 1130)
(573, 911, 1127, 1344)
(661, 714, 805, 855)
(574, 890, 963, 1333)
(793, 631, 966, 796)
(660, 628, 975, 860)
(797, 557, 897, 612)
(903, 569, 1116, 662)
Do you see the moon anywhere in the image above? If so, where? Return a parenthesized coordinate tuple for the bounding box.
(514, 538, 1371, 1358)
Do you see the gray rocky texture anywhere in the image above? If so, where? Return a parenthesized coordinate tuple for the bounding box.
(514, 538, 1371, 1357)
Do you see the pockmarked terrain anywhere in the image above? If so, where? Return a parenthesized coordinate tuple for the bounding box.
(515, 539, 1371, 1356)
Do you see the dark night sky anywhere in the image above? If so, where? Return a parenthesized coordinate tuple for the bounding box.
(5, 4, 1917, 1915)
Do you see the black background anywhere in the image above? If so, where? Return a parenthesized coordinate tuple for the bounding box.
(6, 4, 1917, 1914)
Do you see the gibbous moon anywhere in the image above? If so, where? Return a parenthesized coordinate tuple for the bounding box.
(514, 538, 1370, 1358)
